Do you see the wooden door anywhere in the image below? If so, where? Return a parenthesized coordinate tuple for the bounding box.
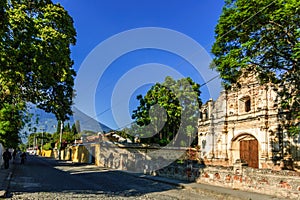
(240, 139, 258, 168)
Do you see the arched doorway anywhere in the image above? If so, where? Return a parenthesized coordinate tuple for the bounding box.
(232, 134, 259, 168)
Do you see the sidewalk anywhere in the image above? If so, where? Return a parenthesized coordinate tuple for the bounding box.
(0, 160, 16, 198)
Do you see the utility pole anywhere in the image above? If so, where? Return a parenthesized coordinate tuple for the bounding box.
(41, 128, 44, 153)
(33, 135, 36, 149)
(59, 121, 63, 160)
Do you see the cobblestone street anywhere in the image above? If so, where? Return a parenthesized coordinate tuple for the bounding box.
(5, 156, 218, 200)
(9, 191, 220, 200)
(4, 156, 284, 200)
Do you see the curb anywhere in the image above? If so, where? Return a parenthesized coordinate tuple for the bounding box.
(117, 170, 189, 189)
(138, 174, 187, 188)
(0, 164, 15, 198)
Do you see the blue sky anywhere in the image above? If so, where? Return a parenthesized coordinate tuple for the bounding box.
(52, 0, 225, 130)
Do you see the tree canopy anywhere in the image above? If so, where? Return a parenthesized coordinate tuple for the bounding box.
(0, 0, 76, 147)
(132, 76, 201, 146)
(211, 0, 300, 135)
(27, 122, 79, 151)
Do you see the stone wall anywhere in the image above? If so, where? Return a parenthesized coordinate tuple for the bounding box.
(197, 165, 300, 199)
(71, 145, 90, 163)
(155, 160, 204, 182)
(156, 163, 300, 199)
(40, 150, 54, 157)
(94, 142, 187, 173)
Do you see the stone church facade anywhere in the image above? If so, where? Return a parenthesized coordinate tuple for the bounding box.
(198, 71, 300, 169)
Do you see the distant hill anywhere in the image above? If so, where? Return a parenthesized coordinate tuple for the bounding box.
(72, 106, 112, 133)
(25, 106, 112, 134)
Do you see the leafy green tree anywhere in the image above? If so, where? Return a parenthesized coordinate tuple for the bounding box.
(71, 123, 78, 135)
(211, 0, 300, 135)
(42, 142, 52, 150)
(18, 143, 27, 152)
(51, 121, 80, 148)
(0, 103, 26, 148)
(2, 0, 76, 120)
(132, 76, 201, 146)
(27, 131, 52, 149)
(64, 123, 71, 133)
(0, 0, 76, 146)
(74, 120, 81, 134)
(114, 129, 134, 142)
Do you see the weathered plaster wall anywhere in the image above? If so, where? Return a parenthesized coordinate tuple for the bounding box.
(198, 70, 299, 169)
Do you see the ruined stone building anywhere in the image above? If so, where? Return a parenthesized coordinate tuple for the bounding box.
(198, 70, 300, 169)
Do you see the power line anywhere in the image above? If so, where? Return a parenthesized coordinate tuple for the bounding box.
(200, 75, 219, 87)
(77, 74, 219, 129)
